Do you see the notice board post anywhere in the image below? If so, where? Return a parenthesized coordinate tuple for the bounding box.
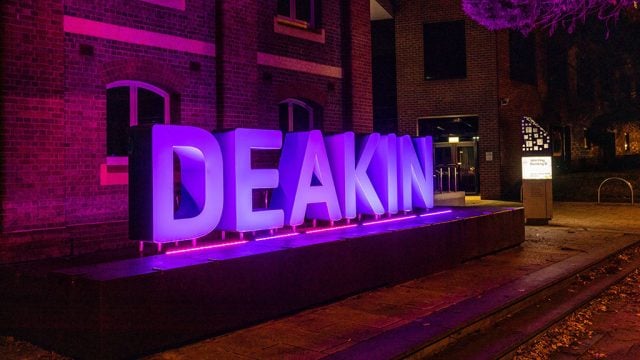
(521, 117, 553, 225)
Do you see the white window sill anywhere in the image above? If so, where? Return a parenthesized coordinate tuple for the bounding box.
(101, 157, 128, 186)
(274, 16, 325, 44)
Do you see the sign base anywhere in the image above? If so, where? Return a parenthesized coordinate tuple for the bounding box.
(1, 207, 524, 360)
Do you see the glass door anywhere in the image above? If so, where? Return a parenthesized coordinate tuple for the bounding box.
(455, 141, 478, 194)
(434, 141, 478, 194)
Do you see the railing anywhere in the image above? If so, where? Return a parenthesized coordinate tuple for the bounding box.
(597, 177, 634, 205)
(435, 164, 460, 193)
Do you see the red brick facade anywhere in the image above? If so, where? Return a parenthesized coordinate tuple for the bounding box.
(1, 0, 547, 263)
(394, 0, 545, 199)
(0, 0, 373, 263)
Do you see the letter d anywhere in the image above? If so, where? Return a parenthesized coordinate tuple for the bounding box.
(129, 125, 223, 243)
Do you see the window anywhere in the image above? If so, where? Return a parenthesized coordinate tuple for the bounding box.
(279, 99, 316, 132)
(106, 80, 170, 156)
(423, 21, 466, 80)
(277, 0, 317, 28)
(509, 31, 537, 85)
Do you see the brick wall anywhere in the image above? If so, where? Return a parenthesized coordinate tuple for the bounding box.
(395, 0, 547, 199)
(1, 0, 66, 262)
(64, 0, 214, 42)
(256, 0, 345, 133)
(345, 0, 374, 133)
(62, 1, 217, 256)
(216, 0, 257, 129)
(257, 0, 342, 68)
(257, 67, 343, 132)
(1, 0, 373, 263)
(63, 33, 217, 220)
(1, 0, 217, 263)
(395, 0, 502, 199)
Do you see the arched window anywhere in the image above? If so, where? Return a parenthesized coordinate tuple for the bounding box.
(278, 98, 316, 132)
(106, 80, 170, 156)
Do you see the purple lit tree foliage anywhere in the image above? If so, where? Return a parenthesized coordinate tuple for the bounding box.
(463, 0, 637, 34)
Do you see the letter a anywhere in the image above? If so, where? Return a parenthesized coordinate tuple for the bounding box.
(271, 130, 342, 226)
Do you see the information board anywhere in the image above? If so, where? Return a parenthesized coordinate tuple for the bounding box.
(522, 156, 552, 180)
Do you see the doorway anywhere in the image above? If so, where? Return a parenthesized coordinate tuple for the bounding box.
(434, 141, 478, 194)
(418, 116, 480, 194)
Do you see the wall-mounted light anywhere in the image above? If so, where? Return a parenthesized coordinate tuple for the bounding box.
(448, 136, 460, 143)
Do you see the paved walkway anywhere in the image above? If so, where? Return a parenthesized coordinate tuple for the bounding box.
(145, 201, 640, 360)
(569, 270, 640, 359)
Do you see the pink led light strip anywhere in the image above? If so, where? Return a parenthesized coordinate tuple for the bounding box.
(166, 240, 247, 255)
(167, 210, 453, 253)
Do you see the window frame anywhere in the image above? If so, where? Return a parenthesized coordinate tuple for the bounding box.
(508, 30, 537, 85)
(280, 98, 315, 132)
(102, 81, 172, 185)
(277, 0, 316, 29)
(423, 20, 467, 80)
(106, 80, 171, 128)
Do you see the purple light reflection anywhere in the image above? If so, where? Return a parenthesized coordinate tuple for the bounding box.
(305, 224, 358, 234)
(419, 210, 453, 217)
(362, 215, 417, 226)
(154, 209, 457, 254)
(166, 240, 248, 255)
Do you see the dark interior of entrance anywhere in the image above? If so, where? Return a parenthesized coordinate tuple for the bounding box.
(418, 116, 479, 194)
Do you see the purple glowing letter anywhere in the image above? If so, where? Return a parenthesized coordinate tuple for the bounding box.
(370, 134, 398, 214)
(271, 130, 342, 226)
(151, 125, 223, 242)
(355, 134, 385, 215)
(216, 128, 284, 231)
(325, 132, 357, 219)
(397, 135, 434, 210)
(325, 132, 384, 217)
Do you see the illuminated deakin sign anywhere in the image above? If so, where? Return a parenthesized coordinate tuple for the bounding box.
(129, 125, 434, 243)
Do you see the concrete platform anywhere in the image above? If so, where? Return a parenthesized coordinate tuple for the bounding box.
(0, 206, 523, 359)
(434, 191, 466, 206)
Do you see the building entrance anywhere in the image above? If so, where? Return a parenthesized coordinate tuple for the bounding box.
(434, 141, 478, 194)
(418, 116, 479, 194)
